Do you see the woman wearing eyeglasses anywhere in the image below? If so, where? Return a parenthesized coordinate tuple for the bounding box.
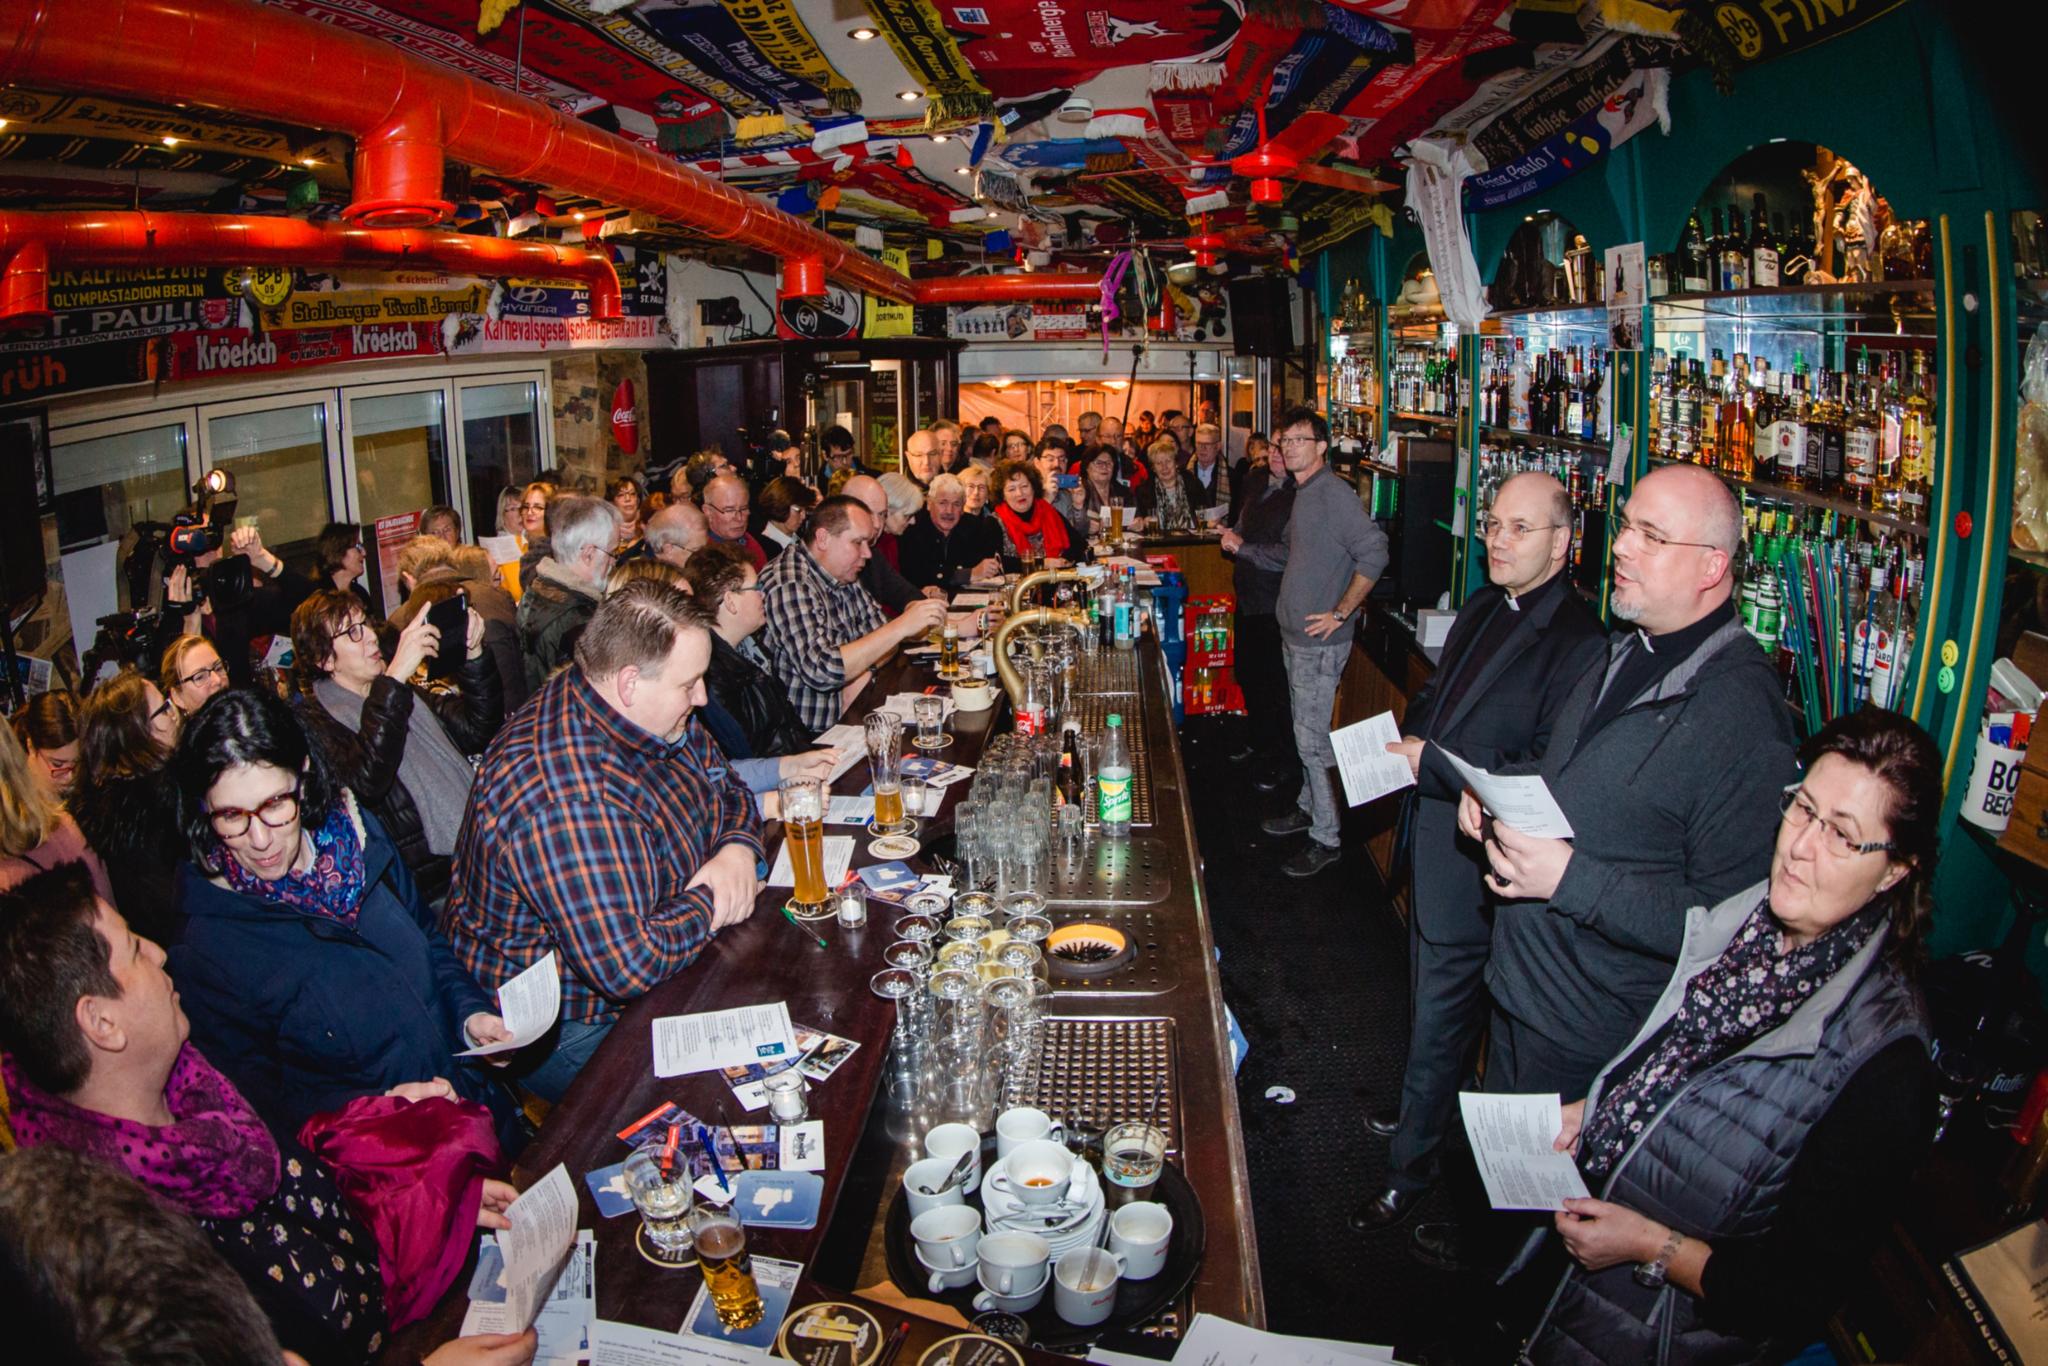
(12, 690, 81, 799)
(0, 720, 112, 899)
(288, 589, 500, 907)
(68, 670, 187, 945)
(166, 687, 521, 1150)
(160, 634, 231, 718)
(1511, 708, 1937, 1364)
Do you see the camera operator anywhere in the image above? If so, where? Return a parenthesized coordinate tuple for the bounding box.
(289, 587, 501, 907)
(163, 521, 315, 691)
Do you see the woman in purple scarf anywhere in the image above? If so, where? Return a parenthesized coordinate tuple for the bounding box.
(0, 861, 534, 1366)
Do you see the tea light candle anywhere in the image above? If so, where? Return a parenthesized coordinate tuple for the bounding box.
(837, 884, 868, 928)
(763, 1068, 809, 1123)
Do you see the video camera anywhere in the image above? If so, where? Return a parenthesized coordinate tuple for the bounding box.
(80, 471, 250, 684)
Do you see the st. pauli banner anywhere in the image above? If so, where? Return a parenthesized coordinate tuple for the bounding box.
(943, 1, 1242, 102)
(860, 0, 992, 125)
(1463, 66, 1669, 211)
(1685, 0, 1909, 70)
(0, 269, 241, 355)
(443, 314, 670, 355)
(264, 0, 620, 117)
(1333, 0, 1521, 164)
(777, 285, 862, 342)
(257, 284, 491, 331)
(164, 323, 442, 380)
(716, 0, 860, 112)
(864, 248, 915, 339)
(635, 2, 830, 115)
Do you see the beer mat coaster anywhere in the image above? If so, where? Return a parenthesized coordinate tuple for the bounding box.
(583, 1160, 634, 1217)
(634, 1222, 697, 1268)
(913, 732, 956, 748)
(918, 1334, 1026, 1365)
(967, 1312, 1029, 1345)
(868, 835, 921, 860)
(775, 1301, 885, 1364)
(733, 1169, 823, 1228)
(684, 1254, 802, 1350)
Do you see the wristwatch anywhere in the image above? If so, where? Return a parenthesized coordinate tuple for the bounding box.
(1634, 1228, 1684, 1288)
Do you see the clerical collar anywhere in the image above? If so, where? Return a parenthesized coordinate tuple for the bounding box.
(1635, 597, 1736, 658)
(1503, 567, 1569, 614)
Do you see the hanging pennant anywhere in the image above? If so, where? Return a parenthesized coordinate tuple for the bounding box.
(1462, 66, 1669, 211)
(718, 0, 863, 112)
(636, 2, 831, 113)
(1679, 0, 1908, 73)
(861, 0, 994, 126)
(547, 0, 775, 115)
(944, 1, 1243, 102)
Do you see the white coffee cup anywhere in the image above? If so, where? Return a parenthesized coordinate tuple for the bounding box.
(1052, 1246, 1125, 1326)
(973, 1263, 1049, 1314)
(902, 1157, 967, 1218)
(916, 1243, 979, 1293)
(923, 1122, 984, 1195)
(910, 1204, 982, 1270)
(974, 1229, 1050, 1297)
(1108, 1201, 1173, 1281)
(995, 1106, 1065, 1160)
(987, 1138, 1071, 1207)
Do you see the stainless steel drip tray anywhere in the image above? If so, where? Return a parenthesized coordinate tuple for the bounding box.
(1044, 901, 1183, 996)
(1010, 1015, 1182, 1156)
(1044, 835, 1172, 907)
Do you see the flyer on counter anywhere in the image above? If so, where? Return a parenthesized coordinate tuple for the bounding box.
(652, 1002, 798, 1079)
(793, 1025, 860, 1081)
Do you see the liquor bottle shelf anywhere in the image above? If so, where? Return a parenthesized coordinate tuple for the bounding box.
(1483, 302, 1609, 322)
(1475, 424, 1610, 455)
(1649, 456, 1930, 536)
(2009, 546, 2048, 576)
(1653, 280, 1936, 323)
(1392, 411, 1456, 426)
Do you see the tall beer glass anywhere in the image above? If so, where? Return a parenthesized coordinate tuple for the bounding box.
(779, 776, 829, 914)
(867, 709, 914, 835)
(689, 1207, 764, 1330)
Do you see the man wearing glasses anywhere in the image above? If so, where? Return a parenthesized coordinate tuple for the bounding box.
(1221, 406, 1389, 877)
(701, 474, 768, 571)
(517, 495, 624, 691)
(1403, 465, 1798, 1271)
(1352, 472, 1607, 1235)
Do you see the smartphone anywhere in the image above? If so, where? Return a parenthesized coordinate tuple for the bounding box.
(424, 589, 468, 680)
(1055, 473, 1081, 490)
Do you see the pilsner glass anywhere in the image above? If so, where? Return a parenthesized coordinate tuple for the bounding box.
(778, 777, 829, 914)
(689, 1208, 764, 1330)
(1108, 500, 1125, 541)
(867, 710, 914, 835)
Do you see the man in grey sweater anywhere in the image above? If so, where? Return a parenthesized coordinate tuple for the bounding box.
(1222, 406, 1389, 877)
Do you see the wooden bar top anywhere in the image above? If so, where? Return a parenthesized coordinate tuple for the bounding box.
(388, 624, 1259, 1359)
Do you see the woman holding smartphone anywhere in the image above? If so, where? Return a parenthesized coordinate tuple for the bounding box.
(286, 588, 501, 906)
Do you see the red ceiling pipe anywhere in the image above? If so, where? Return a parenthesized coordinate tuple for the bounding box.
(0, 211, 623, 322)
(913, 274, 1105, 304)
(348, 103, 452, 229)
(0, 0, 1094, 308)
(0, 237, 49, 324)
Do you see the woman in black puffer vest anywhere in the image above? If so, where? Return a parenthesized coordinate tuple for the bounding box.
(286, 589, 500, 906)
(69, 669, 188, 945)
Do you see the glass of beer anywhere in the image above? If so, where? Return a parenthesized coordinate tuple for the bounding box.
(939, 625, 960, 676)
(689, 1207, 764, 1331)
(867, 710, 914, 835)
(1108, 499, 1126, 543)
(779, 776, 830, 914)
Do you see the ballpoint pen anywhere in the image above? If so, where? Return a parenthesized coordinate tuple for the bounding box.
(780, 903, 829, 948)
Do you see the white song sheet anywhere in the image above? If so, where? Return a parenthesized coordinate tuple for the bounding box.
(652, 1001, 799, 1079)
(1433, 743, 1575, 839)
(765, 835, 854, 888)
(458, 951, 561, 1057)
(463, 1165, 581, 1333)
(812, 723, 865, 782)
(1330, 712, 1416, 808)
(1458, 1093, 1591, 1211)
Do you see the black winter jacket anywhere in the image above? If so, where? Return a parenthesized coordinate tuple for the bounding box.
(703, 634, 815, 758)
(69, 765, 187, 946)
(291, 653, 501, 904)
(517, 561, 598, 691)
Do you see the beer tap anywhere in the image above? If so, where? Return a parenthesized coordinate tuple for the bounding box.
(1006, 565, 1098, 615)
(992, 608, 1088, 711)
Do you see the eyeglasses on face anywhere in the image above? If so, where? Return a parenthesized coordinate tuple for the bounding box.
(1778, 784, 1898, 859)
(1478, 516, 1563, 543)
(1608, 504, 1720, 557)
(520, 501, 547, 513)
(149, 693, 177, 724)
(328, 618, 372, 645)
(1278, 434, 1321, 448)
(705, 502, 748, 516)
(177, 659, 229, 688)
(39, 753, 78, 777)
(208, 781, 302, 838)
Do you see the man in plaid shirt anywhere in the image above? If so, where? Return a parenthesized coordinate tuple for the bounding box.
(757, 495, 945, 735)
(443, 580, 763, 1100)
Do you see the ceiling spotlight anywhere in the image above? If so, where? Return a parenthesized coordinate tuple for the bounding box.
(986, 209, 998, 219)
(572, 211, 586, 221)
(954, 166, 971, 176)
(161, 136, 180, 147)
(850, 26, 878, 40)
(932, 133, 950, 143)
(300, 156, 319, 166)
(898, 89, 923, 102)
(0, 120, 10, 131)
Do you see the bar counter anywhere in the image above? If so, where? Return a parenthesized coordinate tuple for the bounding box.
(389, 626, 1260, 1360)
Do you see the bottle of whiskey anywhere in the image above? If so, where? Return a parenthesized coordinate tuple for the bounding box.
(1750, 193, 1780, 288)
(1843, 348, 1881, 506)
(1722, 205, 1751, 292)
(1900, 351, 1934, 516)
(1682, 212, 1711, 292)
(1776, 367, 1810, 490)
(1810, 368, 1847, 493)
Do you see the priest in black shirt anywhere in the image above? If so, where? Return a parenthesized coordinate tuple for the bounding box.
(1352, 472, 1606, 1235)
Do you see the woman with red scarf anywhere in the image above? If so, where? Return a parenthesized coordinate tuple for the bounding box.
(991, 459, 1072, 570)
